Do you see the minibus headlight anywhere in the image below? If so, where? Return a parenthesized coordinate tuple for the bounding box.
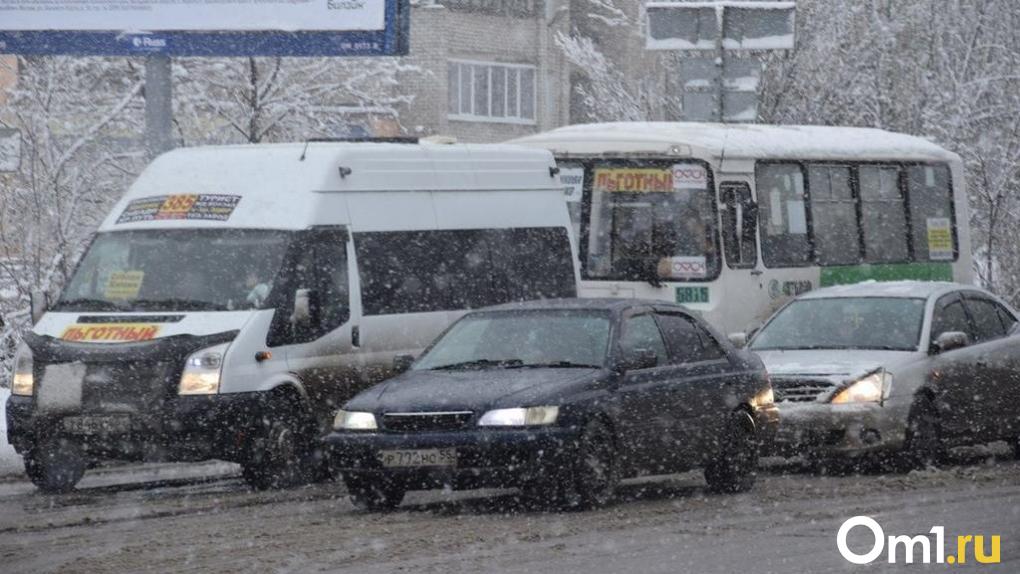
(12, 342, 34, 397)
(334, 410, 378, 431)
(831, 371, 891, 405)
(179, 343, 230, 396)
(478, 406, 559, 427)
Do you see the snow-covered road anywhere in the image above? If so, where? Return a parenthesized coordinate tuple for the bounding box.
(0, 454, 1018, 573)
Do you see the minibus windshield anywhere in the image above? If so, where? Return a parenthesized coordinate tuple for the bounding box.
(56, 229, 292, 312)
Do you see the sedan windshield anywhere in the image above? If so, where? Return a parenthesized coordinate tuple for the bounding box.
(57, 229, 292, 312)
(414, 310, 612, 370)
(751, 297, 926, 351)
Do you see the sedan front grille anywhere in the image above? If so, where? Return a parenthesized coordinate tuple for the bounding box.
(771, 378, 836, 403)
(381, 411, 474, 433)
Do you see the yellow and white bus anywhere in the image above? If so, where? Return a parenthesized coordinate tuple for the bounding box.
(512, 122, 973, 334)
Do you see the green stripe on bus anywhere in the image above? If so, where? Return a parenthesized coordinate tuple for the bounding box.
(820, 263, 954, 286)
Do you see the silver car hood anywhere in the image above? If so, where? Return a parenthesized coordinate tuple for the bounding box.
(754, 349, 918, 382)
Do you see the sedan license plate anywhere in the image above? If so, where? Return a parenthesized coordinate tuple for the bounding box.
(63, 415, 132, 435)
(378, 448, 457, 468)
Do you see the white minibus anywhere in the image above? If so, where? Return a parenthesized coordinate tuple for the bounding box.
(7, 140, 578, 491)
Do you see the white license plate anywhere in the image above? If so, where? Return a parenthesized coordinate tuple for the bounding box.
(378, 448, 458, 468)
(63, 415, 132, 435)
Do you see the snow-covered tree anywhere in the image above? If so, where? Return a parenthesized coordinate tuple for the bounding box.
(0, 56, 147, 383)
(174, 57, 420, 144)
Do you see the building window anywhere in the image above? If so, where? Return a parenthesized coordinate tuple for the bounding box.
(448, 60, 537, 124)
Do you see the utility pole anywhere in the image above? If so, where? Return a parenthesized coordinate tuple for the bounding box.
(144, 55, 174, 159)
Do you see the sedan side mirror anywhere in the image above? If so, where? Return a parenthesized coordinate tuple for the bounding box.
(393, 354, 415, 373)
(932, 331, 970, 354)
(728, 332, 748, 349)
(616, 348, 659, 372)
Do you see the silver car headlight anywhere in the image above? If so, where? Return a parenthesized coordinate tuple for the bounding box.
(478, 406, 559, 427)
(334, 410, 378, 431)
(178, 343, 230, 396)
(831, 371, 892, 405)
(12, 342, 34, 397)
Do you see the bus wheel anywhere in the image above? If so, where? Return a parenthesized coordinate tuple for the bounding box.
(242, 403, 313, 490)
(24, 438, 87, 494)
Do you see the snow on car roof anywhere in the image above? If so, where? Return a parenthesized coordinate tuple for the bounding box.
(799, 280, 963, 300)
(511, 122, 959, 162)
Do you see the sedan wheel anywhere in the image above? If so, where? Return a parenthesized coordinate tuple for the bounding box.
(345, 475, 406, 512)
(904, 395, 946, 469)
(566, 420, 620, 510)
(704, 412, 758, 494)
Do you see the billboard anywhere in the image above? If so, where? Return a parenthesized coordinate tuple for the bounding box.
(0, 0, 410, 56)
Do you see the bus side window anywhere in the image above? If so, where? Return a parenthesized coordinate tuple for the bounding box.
(756, 163, 812, 267)
(720, 182, 758, 269)
(906, 164, 955, 262)
(807, 165, 861, 266)
(858, 165, 910, 263)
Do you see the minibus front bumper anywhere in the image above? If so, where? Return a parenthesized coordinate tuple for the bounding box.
(5, 392, 272, 463)
(325, 426, 582, 491)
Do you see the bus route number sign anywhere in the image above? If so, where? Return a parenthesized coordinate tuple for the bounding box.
(676, 286, 710, 305)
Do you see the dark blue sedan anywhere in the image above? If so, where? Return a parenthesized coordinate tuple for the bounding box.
(325, 299, 778, 510)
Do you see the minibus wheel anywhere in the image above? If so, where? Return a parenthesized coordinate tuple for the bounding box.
(704, 412, 758, 494)
(24, 438, 87, 494)
(241, 401, 313, 490)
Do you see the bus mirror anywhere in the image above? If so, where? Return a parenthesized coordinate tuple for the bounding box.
(30, 290, 48, 324)
(728, 332, 748, 348)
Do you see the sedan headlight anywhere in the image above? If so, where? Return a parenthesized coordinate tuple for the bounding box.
(12, 342, 34, 397)
(478, 406, 559, 427)
(750, 387, 774, 409)
(178, 343, 230, 395)
(334, 410, 378, 431)
(831, 371, 892, 405)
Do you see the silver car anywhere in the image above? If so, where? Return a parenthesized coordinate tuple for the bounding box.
(742, 281, 1020, 465)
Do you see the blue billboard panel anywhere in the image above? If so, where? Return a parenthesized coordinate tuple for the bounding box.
(0, 0, 409, 57)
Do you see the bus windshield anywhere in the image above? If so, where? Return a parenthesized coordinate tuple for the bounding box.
(56, 229, 292, 312)
(584, 161, 720, 282)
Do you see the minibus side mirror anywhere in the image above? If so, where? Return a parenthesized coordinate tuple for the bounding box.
(393, 354, 415, 373)
(932, 331, 969, 354)
(292, 288, 313, 326)
(728, 332, 748, 349)
(30, 289, 49, 324)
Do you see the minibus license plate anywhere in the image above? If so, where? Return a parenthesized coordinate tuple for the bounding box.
(379, 448, 457, 468)
(63, 415, 132, 435)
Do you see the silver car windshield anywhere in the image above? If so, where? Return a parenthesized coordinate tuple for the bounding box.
(751, 297, 927, 352)
(414, 310, 612, 371)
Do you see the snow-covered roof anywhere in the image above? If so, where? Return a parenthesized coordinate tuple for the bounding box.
(99, 141, 560, 231)
(511, 122, 960, 163)
(799, 280, 963, 300)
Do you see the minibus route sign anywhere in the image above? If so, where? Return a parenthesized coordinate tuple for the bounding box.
(117, 194, 242, 223)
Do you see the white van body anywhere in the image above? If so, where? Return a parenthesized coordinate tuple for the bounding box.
(7, 141, 578, 490)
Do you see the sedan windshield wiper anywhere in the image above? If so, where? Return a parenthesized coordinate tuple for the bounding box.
(53, 298, 124, 312)
(508, 361, 602, 369)
(430, 359, 524, 370)
(130, 298, 228, 311)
